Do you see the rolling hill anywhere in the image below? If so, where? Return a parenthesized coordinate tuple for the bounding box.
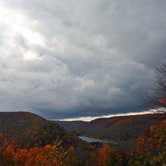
(0, 111, 165, 165)
(0, 112, 91, 150)
(58, 112, 166, 149)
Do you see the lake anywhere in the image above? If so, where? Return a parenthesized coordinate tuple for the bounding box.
(79, 136, 114, 143)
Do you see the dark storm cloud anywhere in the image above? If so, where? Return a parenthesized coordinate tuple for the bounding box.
(0, 0, 166, 118)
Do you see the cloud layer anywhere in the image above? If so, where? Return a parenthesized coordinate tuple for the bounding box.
(0, 0, 166, 118)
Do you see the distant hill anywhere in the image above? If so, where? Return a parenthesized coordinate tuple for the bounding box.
(0, 112, 91, 150)
(58, 112, 166, 149)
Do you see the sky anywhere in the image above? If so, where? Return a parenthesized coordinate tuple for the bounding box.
(0, 0, 166, 119)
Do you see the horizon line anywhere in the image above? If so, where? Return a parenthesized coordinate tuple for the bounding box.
(53, 108, 166, 122)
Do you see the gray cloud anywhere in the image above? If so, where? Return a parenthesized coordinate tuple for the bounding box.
(0, 0, 166, 118)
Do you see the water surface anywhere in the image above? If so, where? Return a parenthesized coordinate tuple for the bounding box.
(79, 136, 113, 143)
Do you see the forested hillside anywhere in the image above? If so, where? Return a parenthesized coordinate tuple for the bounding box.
(58, 112, 166, 150)
(0, 112, 165, 166)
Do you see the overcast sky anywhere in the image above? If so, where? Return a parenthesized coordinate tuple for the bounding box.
(0, 0, 166, 118)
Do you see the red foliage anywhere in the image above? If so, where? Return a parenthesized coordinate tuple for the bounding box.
(159, 97, 166, 106)
(0, 141, 70, 166)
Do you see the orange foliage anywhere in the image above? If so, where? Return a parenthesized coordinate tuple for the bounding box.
(136, 120, 166, 156)
(94, 143, 122, 166)
(0, 143, 70, 166)
(66, 146, 78, 166)
(95, 143, 111, 166)
(2, 145, 15, 165)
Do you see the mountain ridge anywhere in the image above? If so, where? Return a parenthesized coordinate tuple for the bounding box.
(57, 112, 166, 150)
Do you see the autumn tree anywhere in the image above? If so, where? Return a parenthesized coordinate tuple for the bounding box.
(0, 139, 73, 166)
(94, 143, 123, 166)
(2, 145, 15, 166)
(128, 120, 166, 166)
(65, 146, 78, 166)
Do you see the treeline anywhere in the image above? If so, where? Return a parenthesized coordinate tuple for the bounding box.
(0, 137, 123, 166)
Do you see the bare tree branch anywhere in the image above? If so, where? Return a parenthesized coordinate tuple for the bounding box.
(153, 63, 166, 107)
